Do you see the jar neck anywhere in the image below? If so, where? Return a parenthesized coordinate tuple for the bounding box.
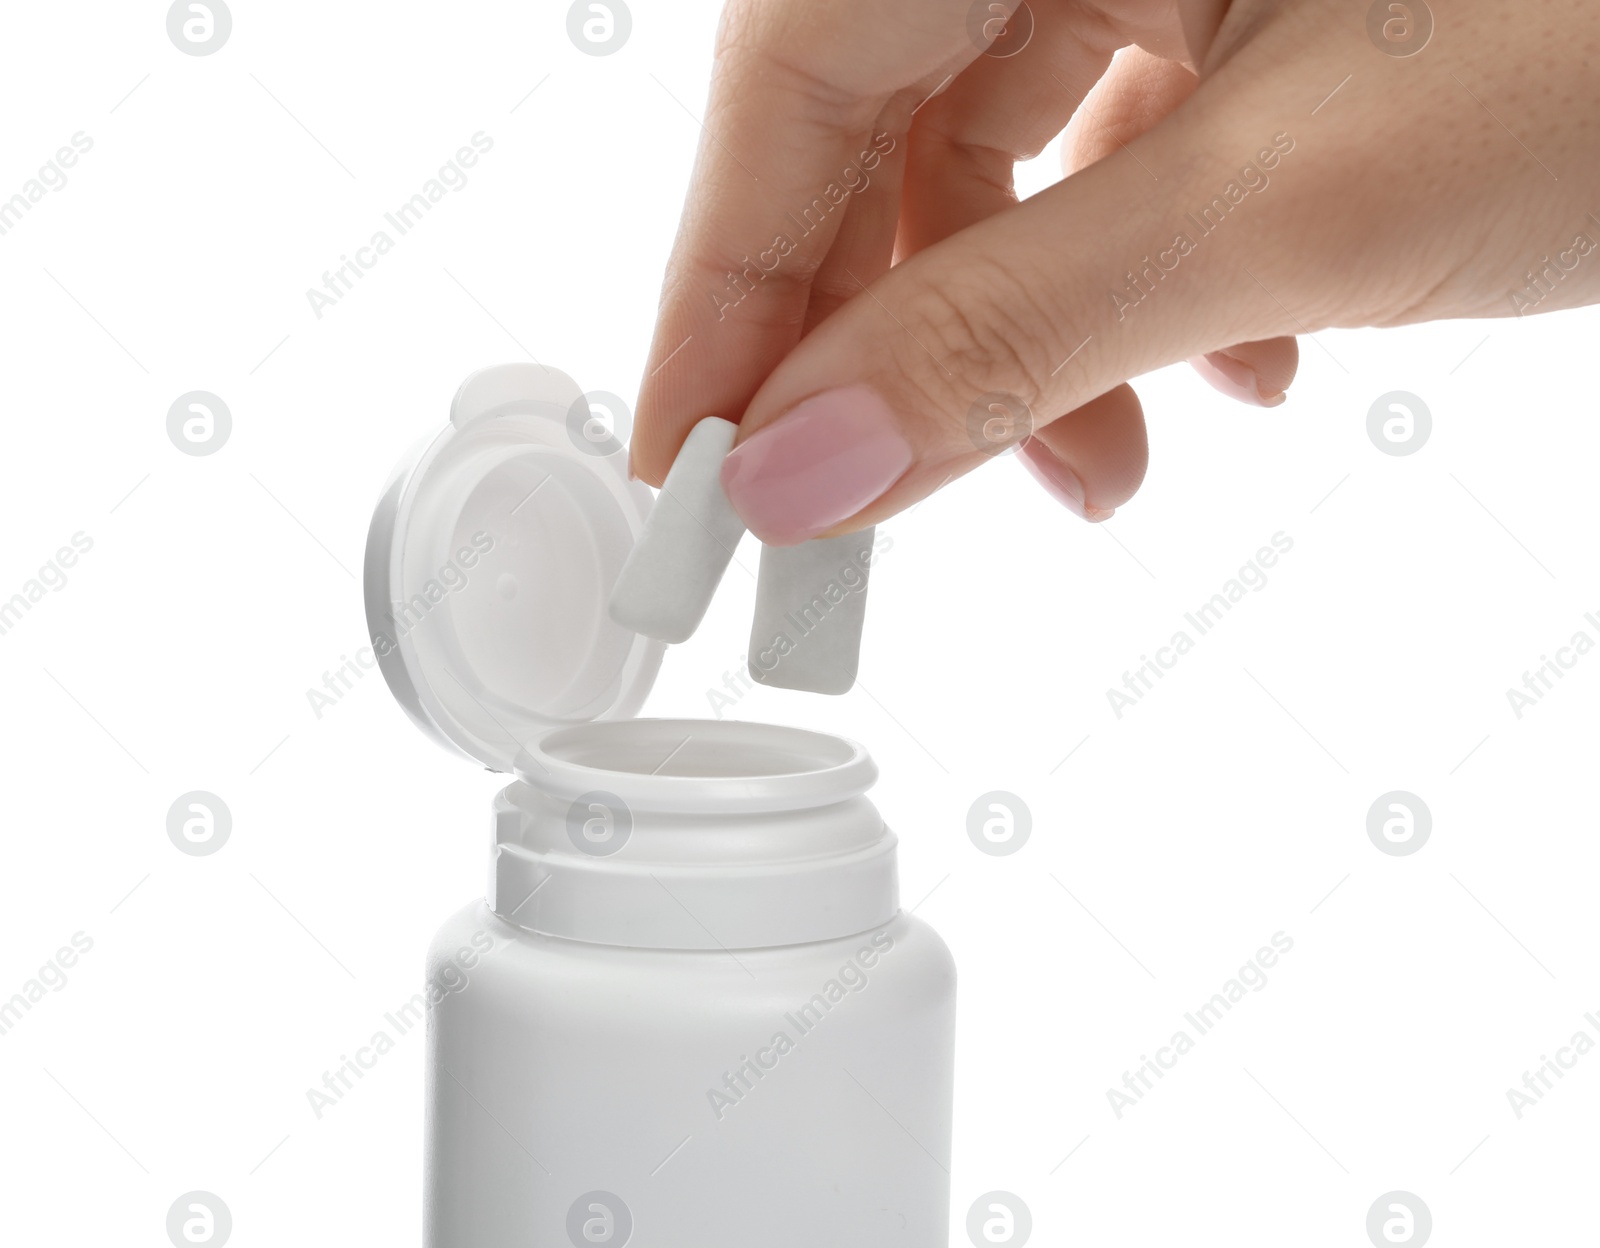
(487, 780, 900, 950)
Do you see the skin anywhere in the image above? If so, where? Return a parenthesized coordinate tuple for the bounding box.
(630, 0, 1600, 533)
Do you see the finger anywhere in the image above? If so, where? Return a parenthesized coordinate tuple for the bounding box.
(1190, 336, 1299, 406)
(897, 7, 1119, 257)
(804, 16, 1164, 525)
(629, 0, 984, 486)
(799, 124, 908, 334)
(891, 23, 1148, 519)
(803, 5, 1109, 336)
(1059, 46, 1199, 176)
(717, 51, 1313, 545)
(1018, 384, 1148, 521)
(1062, 48, 1301, 408)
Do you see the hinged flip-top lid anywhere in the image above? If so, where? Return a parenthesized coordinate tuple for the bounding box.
(364, 364, 664, 773)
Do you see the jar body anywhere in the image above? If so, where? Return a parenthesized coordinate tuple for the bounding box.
(424, 899, 956, 1247)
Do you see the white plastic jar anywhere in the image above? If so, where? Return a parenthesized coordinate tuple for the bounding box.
(366, 365, 956, 1247)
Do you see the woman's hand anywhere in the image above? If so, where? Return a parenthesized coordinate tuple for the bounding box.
(630, 0, 1600, 543)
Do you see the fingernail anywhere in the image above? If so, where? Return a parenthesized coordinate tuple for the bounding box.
(1018, 437, 1112, 522)
(1191, 352, 1286, 407)
(720, 385, 912, 545)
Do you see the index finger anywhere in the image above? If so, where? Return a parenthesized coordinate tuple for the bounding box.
(629, 0, 981, 485)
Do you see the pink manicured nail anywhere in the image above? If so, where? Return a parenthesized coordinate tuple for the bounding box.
(1190, 352, 1286, 407)
(1018, 438, 1112, 522)
(720, 385, 912, 545)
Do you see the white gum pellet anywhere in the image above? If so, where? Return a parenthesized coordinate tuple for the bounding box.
(608, 416, 746, 644)
(747, 529, 876, 695)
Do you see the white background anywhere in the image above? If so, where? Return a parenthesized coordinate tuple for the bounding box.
(2, 1, 1597, 1244)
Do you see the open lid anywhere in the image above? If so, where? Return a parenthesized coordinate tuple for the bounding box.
(364, 363, 665, 774)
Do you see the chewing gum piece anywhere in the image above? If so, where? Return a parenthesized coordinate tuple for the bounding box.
(608, 417, 745, 644)
(747, 529, 875, 695)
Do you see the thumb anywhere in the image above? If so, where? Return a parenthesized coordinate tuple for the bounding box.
(720, 61, 1315, 545)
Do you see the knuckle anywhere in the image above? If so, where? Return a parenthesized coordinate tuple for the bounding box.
(901, 261, 1063, 426)
(712, 7, 869, 122)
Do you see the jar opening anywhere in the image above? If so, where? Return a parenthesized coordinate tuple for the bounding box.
(521, 718, 876, 814)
